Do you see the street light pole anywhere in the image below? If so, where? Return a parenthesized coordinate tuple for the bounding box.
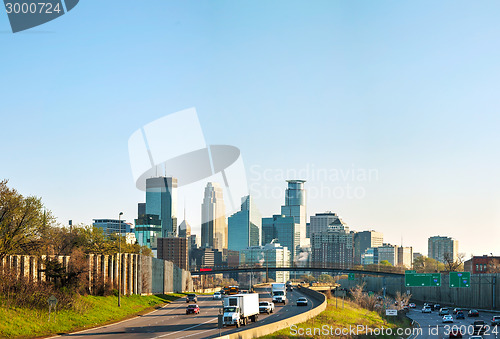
(118, 212, 123, 307)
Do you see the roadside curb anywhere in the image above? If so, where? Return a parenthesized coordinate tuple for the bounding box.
(212, 287, 327, 339)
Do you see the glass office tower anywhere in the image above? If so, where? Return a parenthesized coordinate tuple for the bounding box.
(280, 180, 308, 247)
(228, 195, 261, 252)
(145, 177, 178, 238)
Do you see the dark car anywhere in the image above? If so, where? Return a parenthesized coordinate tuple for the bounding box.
(449, 329, 463, 338)
(473, 320, 486, 335)
(186, 304, 200, 314)
(491, 315, 500, 326)
(433, 303, 441, 311)
(468, 309, 479, 317)
(453, 308, 464, 314)
(456, 311, 465, 319)
(186, 294, 197, 303)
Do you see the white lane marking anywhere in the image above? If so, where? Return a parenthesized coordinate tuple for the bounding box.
(175, 328, 218, 339)
(153, 317, 217, 338)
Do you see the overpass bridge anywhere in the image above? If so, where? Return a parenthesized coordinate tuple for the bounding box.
(190, 265, 405, 278)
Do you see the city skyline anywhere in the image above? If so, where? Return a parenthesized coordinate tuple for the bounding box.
(2, 1, 500, 257)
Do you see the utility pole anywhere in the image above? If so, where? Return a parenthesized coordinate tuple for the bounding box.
(118, 212, 123, 307)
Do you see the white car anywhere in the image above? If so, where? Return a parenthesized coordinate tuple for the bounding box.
(297, 297, 308, 306)
(213, 292, 222, 300)
(442, 315, 453, 323)
(422, 306, 432, 313)
(259, 301, 275, 314)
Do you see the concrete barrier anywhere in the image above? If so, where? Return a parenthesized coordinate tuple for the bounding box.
(213, 287, 327, 339)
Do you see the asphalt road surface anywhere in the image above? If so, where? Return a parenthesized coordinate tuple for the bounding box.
(54, 287, 321, 339)
(407, 304, 499, 339)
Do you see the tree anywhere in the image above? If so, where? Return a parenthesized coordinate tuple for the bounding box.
(443, 253, 465, 272)
(0, 180, 54, 260)
(300, 274, 315, 282)
(318, 274, 334, 284)
(379, 260, 392, 266)
(413, 255, 445, 272)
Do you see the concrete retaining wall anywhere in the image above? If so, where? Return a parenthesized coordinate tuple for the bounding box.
(0, 254, 193, 295)
(214, 287, 327, 339)
(339, 273, 500, 310)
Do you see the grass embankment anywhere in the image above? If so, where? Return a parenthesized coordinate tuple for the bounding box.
(260, 297, 411, 339)
(0, 293, 184, 338)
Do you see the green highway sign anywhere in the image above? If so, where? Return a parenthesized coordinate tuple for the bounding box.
(405, 273, 441, 287)
(449, 272, 471, 288)
(348, 273, 355, 281)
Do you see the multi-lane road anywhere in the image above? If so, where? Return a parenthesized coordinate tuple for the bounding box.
(55, 287, 320, 339)
(407, 305, 499, 338)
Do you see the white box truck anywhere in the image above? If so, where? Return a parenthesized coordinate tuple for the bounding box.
(271, 283, 287, 304)
(223, 293, 259, 328)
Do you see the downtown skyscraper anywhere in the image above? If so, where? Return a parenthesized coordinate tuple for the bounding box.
(145, 176, 178, 238)
(201, 182, 227, 251)
(280, 180, 308, 247)
(228, 195, 261, 252)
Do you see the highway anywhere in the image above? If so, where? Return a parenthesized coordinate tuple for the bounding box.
(407, 305, 499, 338)
(55, 288, 321, 339)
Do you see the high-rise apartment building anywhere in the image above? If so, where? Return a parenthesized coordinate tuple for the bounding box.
(377, 244, 398, 266)
(353, 230, 383, 265)
(309, 212, 346, 236)
(311, 223, 354, 268)
(261, 214, 299, 263)
(157, 237, 189, 270)
(145, 177, 178, 238)
(361, 247, 379, 266)
(281, 180, 308, 247)
(201, 182, 227, 250)
(428, 236, 459, 263)
(228, 195, 261, 252)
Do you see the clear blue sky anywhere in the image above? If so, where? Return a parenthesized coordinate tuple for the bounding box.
(1, 1, 499, 257)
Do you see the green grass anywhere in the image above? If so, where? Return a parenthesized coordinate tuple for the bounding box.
(260, 297, 411, 338)
(0, 293, 185, 339)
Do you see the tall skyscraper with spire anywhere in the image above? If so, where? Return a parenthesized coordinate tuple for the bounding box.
(280, 180, 308, 247)
(201, 182, 227, 250)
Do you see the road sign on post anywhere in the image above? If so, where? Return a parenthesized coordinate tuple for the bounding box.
(405, 273, 441, 287)
(348, 273, 355, 281)
(449, 272, 471, 288)
(386, 309, 398, 316)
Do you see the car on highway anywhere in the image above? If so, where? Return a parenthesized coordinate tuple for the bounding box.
(449, 329, 463, 338)
(442, 315, 454, 323)
(491, 315, 500, 326)
(433, 303, 441, 311)
(186, 294, 197, 303)
(296, 297, 308, 306)
(456, 311, 465, 319)
(453, 307, 465, 314)
(468, 309, 480, 317)
(473, 320, 487, 335)
(186, 304, 200, 314)
(439, 307, 450, 316)
(213, 292, 222, 300)
(409, 303, 416, 308)
(259, 301, 275, 314)
(422, 306, 432, 313)
(469, 336, 483, 339)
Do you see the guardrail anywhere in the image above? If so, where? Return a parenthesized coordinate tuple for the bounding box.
(213, 287, 327, 339)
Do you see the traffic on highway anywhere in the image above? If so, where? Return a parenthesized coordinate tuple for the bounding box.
(56, 286, 320, 339)
(406, 302, 500, 338)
